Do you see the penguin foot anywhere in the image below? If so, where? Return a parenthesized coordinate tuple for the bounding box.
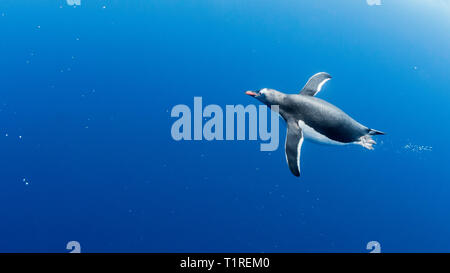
(358, 135, 376, 150)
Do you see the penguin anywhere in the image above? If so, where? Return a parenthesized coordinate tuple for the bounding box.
(246, 72, 385, 177)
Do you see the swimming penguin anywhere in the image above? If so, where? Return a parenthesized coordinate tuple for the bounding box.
(246, 72, 385, 177)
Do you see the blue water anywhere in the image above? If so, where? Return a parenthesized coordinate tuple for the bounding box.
(0, 0, 449, 253)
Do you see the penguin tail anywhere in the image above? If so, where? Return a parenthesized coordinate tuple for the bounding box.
(368, 128, 385, 135)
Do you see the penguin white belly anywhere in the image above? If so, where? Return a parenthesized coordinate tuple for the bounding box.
(297, 120, 346, 146)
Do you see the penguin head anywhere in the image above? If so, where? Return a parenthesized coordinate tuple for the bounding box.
(245, 88, 283, 105)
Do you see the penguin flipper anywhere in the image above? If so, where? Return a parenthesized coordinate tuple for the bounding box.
(300, 72, 332, 96)
(285, 121, 304, 177)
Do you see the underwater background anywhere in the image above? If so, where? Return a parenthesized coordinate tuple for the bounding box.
(0, 0, 449, 253)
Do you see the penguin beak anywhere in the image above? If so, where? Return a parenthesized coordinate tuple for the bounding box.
(245, 90, 257, 97)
